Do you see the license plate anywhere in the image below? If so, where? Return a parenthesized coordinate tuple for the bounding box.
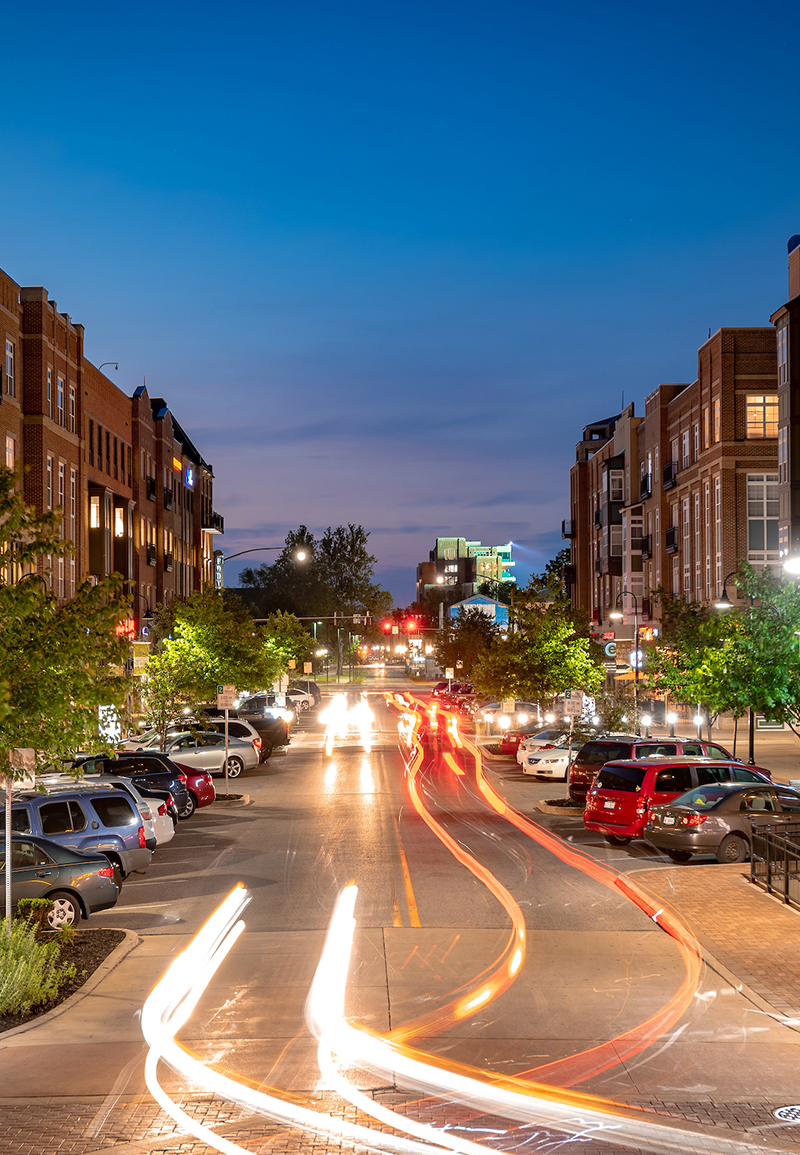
(603, 800, 616, 810)
(663, 816, 675, 825)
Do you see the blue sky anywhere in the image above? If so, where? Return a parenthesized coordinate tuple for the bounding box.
(2, 0, 799, 602)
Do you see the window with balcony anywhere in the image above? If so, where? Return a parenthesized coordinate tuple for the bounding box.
(746, 395, 778, 439)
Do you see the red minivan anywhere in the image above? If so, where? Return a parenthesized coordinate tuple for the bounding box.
(583, 757, 772, 846)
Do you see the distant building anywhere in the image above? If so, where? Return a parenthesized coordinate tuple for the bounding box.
(416, 537, 515, 601)
(0, 265, 224, 611)
(448, 593, 509, 627)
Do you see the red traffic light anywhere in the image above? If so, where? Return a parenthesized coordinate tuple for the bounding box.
(405, 619, 417, 632)
(382, 620, 393, 632)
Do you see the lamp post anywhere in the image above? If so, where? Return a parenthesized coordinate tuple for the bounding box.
(666, 711, 677, 738)
(714, 570, 756, 764)
(609, 589, 641, 732)
(223, 546, 307, 563)
(97, 362, 119, 372)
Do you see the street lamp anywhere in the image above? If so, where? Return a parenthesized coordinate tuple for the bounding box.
(693, 712, 704, 740)
(666, 711, 677, 738)
(97, 362, 119, 372)
(223, 546, 307, 562)
(714, 570, 756, 764)
(609, 589, 641, 732)
(641, 713, 652, 737)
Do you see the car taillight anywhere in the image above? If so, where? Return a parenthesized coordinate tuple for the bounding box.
(157, 803, 167, 816)
(178, 773, 187, 784)
(97, 866, 114, 878)
(139, 826, 146, 848)
(252, 739, 260, 750)
(681, 814, 706, 826)
(539, 743, 555, 750)
(141, 806, 152, 821)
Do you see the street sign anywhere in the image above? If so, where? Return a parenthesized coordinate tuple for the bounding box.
(563, 689, 584, 717)
(216, 684, 236, 710)
(445, 667, 454, 679)
(628, 649, 644, 668)
(502, 698, 515, 714)
(213, 550, 225, 591)
(604, 641, 617, 658)
(303, 662, 312, 674)
(288, 659, 296, 670)
(392, 625, 399, 634)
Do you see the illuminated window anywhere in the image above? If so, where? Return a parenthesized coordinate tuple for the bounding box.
(779, 427, 788, 483)
(703, 406, 709, 449)
(114, 507, 125, 538)
(746, 395, 778, 439)
(90, 494, 100, 528)
(713, 397, 720, 442)
(5, 435, 14, 469)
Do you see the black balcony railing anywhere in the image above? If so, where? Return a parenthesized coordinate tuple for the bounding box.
(146, 476, 156, 501)
(164, 550, 174, 572)
(202, 510, 225, 534)
(163, 487, 173, 510)
(640, 533, 653, 560)
(562, 518, 575, 539)
(146, 544, 156, 566)
(751, 822, 800, 913)
(640, 472, 652, 500)
(662, 461, 678, 491)
(665, 526, 679, 554)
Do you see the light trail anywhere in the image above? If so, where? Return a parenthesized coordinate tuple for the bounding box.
(319, 692, 375, 756)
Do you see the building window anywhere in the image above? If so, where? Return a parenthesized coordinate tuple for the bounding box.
(704, 482, 711, 599)
(714, 476, 722, 593)
(694, 423, 700, 461)
(703, 407, 709, 450)
(57, 464, 65, 537)
(113, 437, 118, 480)
(70, 469, 76, 542)
(4, 341, 14, 396)
(88, 420, 94, 467)
(5, 435, 14, 470)
(69, 556, 75, 598)
(694, 492, 701, 600)
(747, 473, 779, 570)
(746, 395, 778, 439)
(779, 524, 789, 559)
(778, 320, 789, 387)
(609, 469, 624, 502)
(57, 556, 65, 599)
(655, 509, 660, 584)
(114, 507, 125, 538)
(90, 494, 100, 528)
(105, 431, 111, 474)
(682, 431, 690, 469)
(46, 369, 52, 417)
(57, 376, 65, 424)
(46, 457, 53, 510)
(683, 498, 690, 596)
(670, 437, 679, 467)
(779, 426, 788, 484)
(713, 397, 721, 443)
(68, 385, 76, 433)
(672, 555, 680, 596)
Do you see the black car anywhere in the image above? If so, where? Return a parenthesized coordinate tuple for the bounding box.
(203, 706, 290, 757)
(76, 753, 191, 817)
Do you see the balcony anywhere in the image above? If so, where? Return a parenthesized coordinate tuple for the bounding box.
(595, 556, 623, 577)
(146, 476, 156, 501)
(640, 472, 652, 500)
(561, 518, 575, 539)
(665, 526, 679, 554)
(163, 487, 173, 510)
(202, 509, 225, 534)
(594, 509, 602, 529)
(562, 563, 576, 585)
(594, 557, 602, 574)
(164, 551, 174, 572)
(663, 461, 678, 491)
(640, 533, 653, 560)
(146, 544, 156, 566)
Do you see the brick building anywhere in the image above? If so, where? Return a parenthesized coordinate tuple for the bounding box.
(565, 328, 778, 653)
(0, 265, 224, 615)
(416, 538, 515, 602)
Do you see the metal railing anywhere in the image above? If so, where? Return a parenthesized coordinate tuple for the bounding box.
(750, 820, 800, 912)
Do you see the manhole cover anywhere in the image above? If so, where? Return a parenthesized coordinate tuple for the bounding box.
(774, 1107, 800, 1123)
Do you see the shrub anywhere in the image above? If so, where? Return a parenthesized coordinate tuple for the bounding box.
(0, 917, 76, 1016)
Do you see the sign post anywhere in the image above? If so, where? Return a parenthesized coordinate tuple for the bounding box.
(562, 690, 584, 796)
(216, 685, 236, 795)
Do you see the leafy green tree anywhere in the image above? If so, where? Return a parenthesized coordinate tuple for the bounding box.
(472, 577, 602, 703)
(0, 468, 130, 777)
(475, 579, 514, 606)
(260, 610, 314, 671)
(433, 608, 499, 679)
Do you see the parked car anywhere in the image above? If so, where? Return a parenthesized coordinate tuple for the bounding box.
(155, 730, 260, 778)
(0, 834, 119, 928)
(167, 765, 215, 818)
(480, 701, 539, 732)
(568, 735, 739, 805)
(210, 706, 292, 755)
(4, 785, 153, 889)
(583, 757, 773, 846)
(291, 679, 322, 706)
(644, 782, 800, 863)
(516, 725, 601, 763)
(76, 754, 191, 818)
(521, 741, 587, 780)
(500, 721, 547, 756)
(204, 718, 270, 763)
(37, 772, 164, 847)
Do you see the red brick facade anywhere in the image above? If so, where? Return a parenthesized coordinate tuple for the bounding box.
(0, 265, 223, 616)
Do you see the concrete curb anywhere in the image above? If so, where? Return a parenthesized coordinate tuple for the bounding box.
(0, 928, 141, 1044)
(212, 793, 250, 807)
(536, 798, 585, 817)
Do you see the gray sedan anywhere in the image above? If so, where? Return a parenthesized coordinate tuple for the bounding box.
(0, 834, 119, 928)
(156, 731, 260, 778)
(644, 782, 800, 863)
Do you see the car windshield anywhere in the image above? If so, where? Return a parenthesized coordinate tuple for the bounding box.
(578, 741, 632, 765)
(668, 784, 738, 809)
(528, 728, 566, 742)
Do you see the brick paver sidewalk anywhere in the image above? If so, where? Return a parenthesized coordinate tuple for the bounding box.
(635, 863, 800, 1018)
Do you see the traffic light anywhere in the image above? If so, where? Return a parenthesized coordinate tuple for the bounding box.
(405, 619, 417, 633)
(382, 620, 393, 633)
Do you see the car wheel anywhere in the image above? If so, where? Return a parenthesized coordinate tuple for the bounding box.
(178, 792, 196, 819)
(260, 739, 273, 761)
(298, 700, 310, 711)
(46, 892, 81, 929)
(716, 834, 748, 864)
(226, 756, 245, 778)
(666, 850, 692, 863)
(605, 834, 632, 846)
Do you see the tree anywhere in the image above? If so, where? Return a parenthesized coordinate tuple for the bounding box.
(472, 577, 602, 703)
(433, 609, 499, 679)
(260, 610, 315, 671)
(240, 524, 392, 676)
(0, 467, 132, 776)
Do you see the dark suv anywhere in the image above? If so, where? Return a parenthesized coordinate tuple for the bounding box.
(201, 707, 290, 758)
(76, 754, 191, 816)
(568, 735, 736, 805)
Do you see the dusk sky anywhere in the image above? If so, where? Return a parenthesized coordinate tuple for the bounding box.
(2, 0, 799, 603)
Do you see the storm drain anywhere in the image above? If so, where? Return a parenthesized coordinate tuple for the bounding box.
(774, 1106, 800, 1123)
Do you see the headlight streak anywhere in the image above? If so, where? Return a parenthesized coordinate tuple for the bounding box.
(320, 693, 375, 756)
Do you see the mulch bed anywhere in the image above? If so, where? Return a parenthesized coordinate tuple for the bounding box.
(0, 928, 126, 1035)
(483, 743, 507, 755)
(543, 797, 585, 809)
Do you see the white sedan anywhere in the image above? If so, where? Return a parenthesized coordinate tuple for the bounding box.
(520, 743, 580, 779)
